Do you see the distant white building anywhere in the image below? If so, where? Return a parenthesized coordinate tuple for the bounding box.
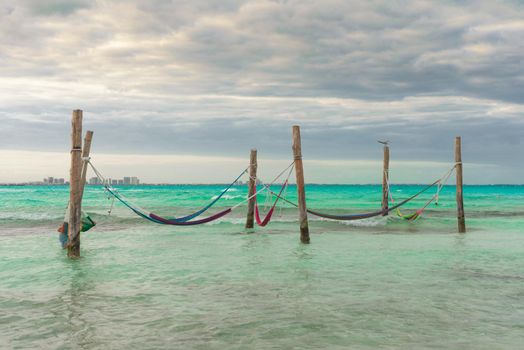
(89, 177, 101, 185)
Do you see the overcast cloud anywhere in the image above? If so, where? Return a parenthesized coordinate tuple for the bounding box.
(0, 0, 523, 183)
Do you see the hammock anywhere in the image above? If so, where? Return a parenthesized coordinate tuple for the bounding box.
(389, 165, 456, 221)
(57, 204, 96, 248)
(395, 193, 437, 221)
(89, 161, 247, 225)
(103, 184, 231, 226)
(251, 161, 295, 227)
(254, 180, 288, 226)
(265, 180, 440, 221)
(308, 180, 439, 220)
(150, 209, 232, 225)
(396, 209, 420, 221)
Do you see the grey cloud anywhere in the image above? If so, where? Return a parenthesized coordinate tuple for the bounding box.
(2, 0, 523, 102)
(14, 0, 92, 15)
(0, 0, 523, 183)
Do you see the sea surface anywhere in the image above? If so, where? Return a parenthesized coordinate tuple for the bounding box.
(1, 184, 523, 349)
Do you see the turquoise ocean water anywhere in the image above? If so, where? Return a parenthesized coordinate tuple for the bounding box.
(1, 184, 523, 349)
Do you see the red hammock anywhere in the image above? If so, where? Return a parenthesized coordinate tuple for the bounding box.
(254, 181, 288, 227)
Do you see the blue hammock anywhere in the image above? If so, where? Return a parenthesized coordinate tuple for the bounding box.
(102, 168, 246, 224)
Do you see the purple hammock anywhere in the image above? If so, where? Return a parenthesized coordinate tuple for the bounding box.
(149, 209, 232, 226)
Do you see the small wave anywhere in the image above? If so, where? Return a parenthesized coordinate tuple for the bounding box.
(207, 217, 246, 225)
(0, 212, 63, 221)
(340, 217, 387, 227)
(0, 188, 38, 193)
(211, 195, 244, 200)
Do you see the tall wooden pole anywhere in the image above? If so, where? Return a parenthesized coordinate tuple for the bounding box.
(245, 149, 257, 229)
(292, 125, 310, 244)
(381, 145, 390, 215)
(455, 136, 466, 233)
(68, 110, 83, 258)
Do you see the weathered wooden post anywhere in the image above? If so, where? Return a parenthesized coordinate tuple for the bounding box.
(79, 131, 93, 202)
(292, 125, 310, 243)
(245, 149, 257, 229)
(381, 144, 390, 215)
(68, 110, 83, 258)
(455, 136, 466, 233)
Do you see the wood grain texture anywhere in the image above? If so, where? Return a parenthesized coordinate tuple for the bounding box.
(245, 149, 257, 229)
(68, 110, 83, 258)
(382, 146, 390, 216)
(292, 125, 310, 243)
(455, 136, 466, 233)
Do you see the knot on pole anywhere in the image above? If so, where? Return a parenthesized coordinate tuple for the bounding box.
(293, 155, 302, 161)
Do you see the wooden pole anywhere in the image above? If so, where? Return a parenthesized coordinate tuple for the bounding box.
(455, 136, 466, 233)
(79, 131, 93, 202)
(68, 110, 83, 258)
(381, 145, 390, 215)
(245, 149, 257, 229)
(292, 125, 310, 244)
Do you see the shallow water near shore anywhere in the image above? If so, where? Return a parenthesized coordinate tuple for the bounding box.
(1, 185, 523, 349)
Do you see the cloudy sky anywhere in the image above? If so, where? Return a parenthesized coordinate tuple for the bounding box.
(0, 0, 523, 184)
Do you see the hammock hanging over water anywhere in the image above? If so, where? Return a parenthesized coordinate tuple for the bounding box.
(251, 162, 294, 227)
(100, 174, 240, 226)
(307, 180, 440, 221)
(389, 165, 456, 221)
(254, 180, 289, 227)
(87, 161, 247, 225)
(264, 179, 440, 221)
(57, 204, 96, 248)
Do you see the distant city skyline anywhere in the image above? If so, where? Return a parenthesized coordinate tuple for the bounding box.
(88, 176, 140, 186)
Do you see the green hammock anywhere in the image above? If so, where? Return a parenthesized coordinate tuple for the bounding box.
(81, 213, 96, 232)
